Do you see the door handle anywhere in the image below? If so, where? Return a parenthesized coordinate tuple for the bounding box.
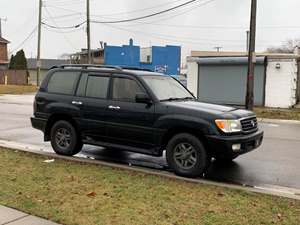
(72, 101, 83, 105)
(108, 105, 121, 110)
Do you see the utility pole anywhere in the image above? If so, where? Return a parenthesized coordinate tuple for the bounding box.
(86, 0, 91, 64)
(36, 0, 42, 86)
(245, 0, 257, 110)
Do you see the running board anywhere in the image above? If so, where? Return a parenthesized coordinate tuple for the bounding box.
(82, 139, 162, 157)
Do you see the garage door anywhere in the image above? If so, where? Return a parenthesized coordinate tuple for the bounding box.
(197, 57, 266, 106)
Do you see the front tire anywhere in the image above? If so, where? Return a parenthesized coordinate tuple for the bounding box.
(50, 120, 83, 156)
(166, 133, 210, 178)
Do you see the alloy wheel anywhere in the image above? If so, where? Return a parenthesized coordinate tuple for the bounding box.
(173, 143, 197, 170)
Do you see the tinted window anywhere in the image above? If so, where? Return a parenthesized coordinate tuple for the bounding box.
(112, 77, 145, 102)
(86, 75, 109, 99)
(47, 71, 80, 95)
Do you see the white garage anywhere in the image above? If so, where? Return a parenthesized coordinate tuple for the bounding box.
(265, 56, 299, 108)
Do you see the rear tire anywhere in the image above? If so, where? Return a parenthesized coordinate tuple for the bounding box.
(166, 133, 210, 178)
(50, 120, 83, 156)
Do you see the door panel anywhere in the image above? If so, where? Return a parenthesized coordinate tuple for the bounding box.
(73, 73, 110, 141)
(106, 76, 155, 149)
(40, 70, 81, 119)
(106, 101, 155, 148)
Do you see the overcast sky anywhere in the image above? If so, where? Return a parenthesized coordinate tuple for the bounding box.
(1, 0, 300, 61)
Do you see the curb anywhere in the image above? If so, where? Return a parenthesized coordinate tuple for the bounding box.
(258, 118, 300, 125)
(0, 140, 300, 201)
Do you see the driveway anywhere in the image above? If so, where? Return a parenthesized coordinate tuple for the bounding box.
(1, 94, 300, 191)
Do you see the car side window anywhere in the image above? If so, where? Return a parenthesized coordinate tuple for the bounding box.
(47, 71, 80, 95)
(112, 77, 145, 102)
(85, 75, 110, 99)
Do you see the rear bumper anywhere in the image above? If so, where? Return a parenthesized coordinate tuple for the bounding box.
(206, 130, 264, 159)
(31, 117, 47, 133)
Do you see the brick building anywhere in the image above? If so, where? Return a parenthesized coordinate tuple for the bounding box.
(0, 37, 9, 70)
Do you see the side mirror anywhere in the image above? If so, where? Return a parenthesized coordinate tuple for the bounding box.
(136, 93, 152, 104)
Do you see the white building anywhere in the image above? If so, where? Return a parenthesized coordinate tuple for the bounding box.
(187, 51, 300, 108)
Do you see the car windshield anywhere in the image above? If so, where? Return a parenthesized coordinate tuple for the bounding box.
(141, 75, 194, 101)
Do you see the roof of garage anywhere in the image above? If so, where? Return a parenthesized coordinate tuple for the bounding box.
(187, 56, 266, 65)
(190, 51, 300, 59)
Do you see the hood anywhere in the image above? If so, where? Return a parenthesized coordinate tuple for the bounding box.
(163, 100, 255, 119)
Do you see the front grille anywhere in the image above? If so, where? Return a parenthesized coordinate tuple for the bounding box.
(240, 117, 258, 133)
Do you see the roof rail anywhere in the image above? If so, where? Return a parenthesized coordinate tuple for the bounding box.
(50, 64, 154, 72)
(119, 66, 153, 72)
(50, 64, 122, 70)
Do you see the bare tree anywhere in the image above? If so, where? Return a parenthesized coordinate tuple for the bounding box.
(266, 39, 300, 53)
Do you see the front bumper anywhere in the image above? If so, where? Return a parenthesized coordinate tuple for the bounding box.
(206, 130, 264, 158)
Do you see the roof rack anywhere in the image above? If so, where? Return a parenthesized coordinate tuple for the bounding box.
(50, 64, 154, 72)
(120, 66, 153, 72)
(50, 64, 122, 70)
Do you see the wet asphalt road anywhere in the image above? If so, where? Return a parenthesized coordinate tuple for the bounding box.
(0, 94, 300, 190)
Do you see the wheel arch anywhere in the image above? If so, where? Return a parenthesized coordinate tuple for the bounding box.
(159, 126, 211, 156)
(44, 114, 79, 141)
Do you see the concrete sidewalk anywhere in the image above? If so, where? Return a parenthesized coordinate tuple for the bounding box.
(0, 205, 60, 225)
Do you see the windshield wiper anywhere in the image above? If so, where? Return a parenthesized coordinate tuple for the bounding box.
(160, 97, 195, 102)
(182, 97, 195, 100)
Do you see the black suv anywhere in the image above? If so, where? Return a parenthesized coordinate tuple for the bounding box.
(31, 65, 263, 178)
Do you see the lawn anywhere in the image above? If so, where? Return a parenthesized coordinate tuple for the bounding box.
(255, 107, 300, 121)
(0, 85, 37, 94)
(0, 148, 299, 225)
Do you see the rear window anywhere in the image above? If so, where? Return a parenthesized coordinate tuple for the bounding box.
(47, 71, 80, 95)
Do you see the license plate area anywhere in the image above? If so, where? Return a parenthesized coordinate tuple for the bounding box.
(242, 137, 262, 151)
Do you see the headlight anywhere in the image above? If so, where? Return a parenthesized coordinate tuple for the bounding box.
(215, 119, 242, 133)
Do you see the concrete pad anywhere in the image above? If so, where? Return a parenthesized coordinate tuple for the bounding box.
(0, 205, 27, 224)
(7, 215, 60, 225)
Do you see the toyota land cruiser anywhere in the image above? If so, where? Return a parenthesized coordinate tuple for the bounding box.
(31, 65, 264, 178)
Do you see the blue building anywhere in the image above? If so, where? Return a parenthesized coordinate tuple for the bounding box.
(104, 39, 181, 75)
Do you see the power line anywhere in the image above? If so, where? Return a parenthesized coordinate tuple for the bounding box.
(44, 5, 83, 14)
(10, 26, 37, 53)
(114, 21, 300, 30)
(43, 0, 87, 6)
(43, 15, 84, 23)
(99, 23, 254, 47)
(44, 12, 82, 20)
(42, 20, 86, 29)
(44, 0, 213, 27)
(43, 25, 83, 34)
(92, 0, 186, 18)
(43, 6, 78, 49)
(91, 0, 199, 24)
(93, 0, 217, 27)
(45, 0, 186, 18)
(41, 0, 201, 29)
